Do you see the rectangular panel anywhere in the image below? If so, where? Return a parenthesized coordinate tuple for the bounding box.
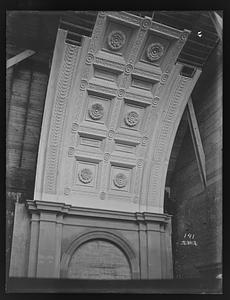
(115, 142, 136, 154)
(80, 137, 101, 148)
(131, 76, 153, 91)
(94, 65, 118, 83)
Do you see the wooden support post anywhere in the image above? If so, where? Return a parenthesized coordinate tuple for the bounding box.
(209, 11, 222, 42)
(6, 50, 36, 69)
(187, 97, 207, 189)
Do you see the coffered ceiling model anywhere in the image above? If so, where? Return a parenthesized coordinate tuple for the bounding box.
(8, 11, 204, 281)
(34, 11, 201, 214)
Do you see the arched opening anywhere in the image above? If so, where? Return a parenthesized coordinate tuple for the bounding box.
(68, 239, 131, 279)
(60, 230, 139, 279)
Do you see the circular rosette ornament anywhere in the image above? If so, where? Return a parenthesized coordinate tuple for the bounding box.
(88, 103, 104, 120)
(146, 43, 164, 62)
(113, 173, 128, 188)
(108, 30, 126, 51)
(78, 168, 93, 184)
(125, 111, 139, 127)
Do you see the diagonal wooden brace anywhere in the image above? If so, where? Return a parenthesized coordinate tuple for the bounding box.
(187, 97, 207, 189)
(6, 49, 36, 69)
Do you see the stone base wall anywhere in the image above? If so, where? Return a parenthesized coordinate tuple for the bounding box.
(9, 200, 173, 279)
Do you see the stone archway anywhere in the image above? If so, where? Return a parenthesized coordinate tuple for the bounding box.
(60, 230, 139, 279)
(29, 11, 202, 279)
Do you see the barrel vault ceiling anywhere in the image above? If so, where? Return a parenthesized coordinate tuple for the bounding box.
(6, 11, 221, 188)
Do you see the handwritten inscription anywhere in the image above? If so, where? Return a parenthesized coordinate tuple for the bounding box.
(179, 232, 198, 246)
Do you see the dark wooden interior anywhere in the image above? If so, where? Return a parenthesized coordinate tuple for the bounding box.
(6, 10, 222, 290)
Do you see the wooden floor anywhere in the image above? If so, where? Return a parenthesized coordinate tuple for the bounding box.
(6, 277, 222, 294)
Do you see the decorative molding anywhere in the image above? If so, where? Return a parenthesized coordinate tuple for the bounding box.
(146, 43, 164, 62)
(100, 192, 106, 200)
(64, 187, 71, 195)
(125, 91, 152, 103)
(125, 111, 140, 127)
(134, 67, 162, 80)
(113, 173, 128, 188)
(87, 83, 117, 96)
(133, 196, 139, 203)
(26, 200, 172, 222)
(88, 103, 104, 120)
(164, 30, 190, 74)
(151, 22, 182, 39)
(108, 11, 141, 26)
(78, 168, 93, 184)
(94, 57, 125, 72)
(88, 13, 106, 54)
(148, 161, 161, 205)
(107, 30, 126, 51)
(81, 62, 91, 80)
(154, 121, 171, 161)
(128, 29, 146, 65)
(44, 44, 78, 194)
(154, 76, 189, 161)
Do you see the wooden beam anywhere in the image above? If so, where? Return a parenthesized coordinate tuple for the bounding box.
(209, 11, 222, 42)
(187, 97, 207, 188)
(6, 50, 36, 69)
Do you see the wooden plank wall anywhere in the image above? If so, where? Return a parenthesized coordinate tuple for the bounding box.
(6, 59, 49, 275)
(170, 41, 222, 278)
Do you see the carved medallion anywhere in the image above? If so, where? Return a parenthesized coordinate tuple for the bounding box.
(152, 96, 160, 107)
(117, 89, 126, 98)
(180, 31, 189, 41)
(88, 103, 104, 120)
(86, 53, 94, 64)
(137, 159, 144, 168)
(108, 30, 126, 51)
(146, 43, 164, 62)
(104, 152, 110, 163)
(71, 122, 79, 133)
(108, 130, 115, 139)
(160, 73, 169, 84)
(113, 173, 128, 188)
(141, 18, 151, 30)
(78, 168, 93, 184)
(125, 111, 139, 127)
(80, 80, 88, 91)
(142, 136, 148, 146)
(124, 63, 134, 74)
